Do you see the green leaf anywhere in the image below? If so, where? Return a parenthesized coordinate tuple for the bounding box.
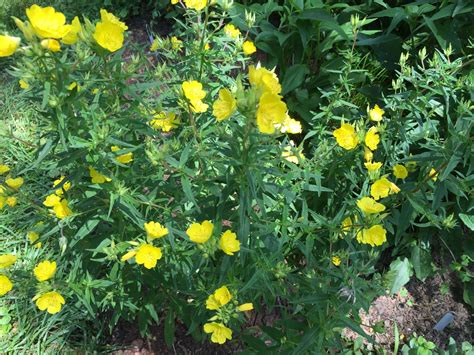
(463, 280, 474, 308)
(20, 138, 54, 174)
(70, 219, 100, 247)
(181, 176, 201, 213)
(164, 310, 175, 348)
(459, 214, 474, 231)
(41, 81, 51, 109)
(384, 258, 413, 295)
(145, 304, 159, 323)
(282, 64, 309, 95)
(297, 9, 347, 39)
(411, 246, 433, 281)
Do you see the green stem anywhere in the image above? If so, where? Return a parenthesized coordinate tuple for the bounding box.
(198, 7, 210, 80)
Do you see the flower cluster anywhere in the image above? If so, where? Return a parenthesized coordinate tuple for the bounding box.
(210, 64, 303, 139)
(33, 260, 65, 314)
(182, 80, 209, 113)
(0, 164, 23, 210)
(43, 176, 73, 219)
(121, 221, 169, 269)
(204, 286, 253, 344)
(334, 106, 404, 247)
(149, 111, 181, 132)
(0, 254, 65, 314)
(186, 221, 241, 256)
(0, 254, 16, 297)
(0, 5, 128, 61)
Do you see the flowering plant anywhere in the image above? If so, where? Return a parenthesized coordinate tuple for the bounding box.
(0, 1, 472, 352)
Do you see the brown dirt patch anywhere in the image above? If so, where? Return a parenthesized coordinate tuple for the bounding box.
(110, 319, 239, 354)
(343, 273, 473, 351)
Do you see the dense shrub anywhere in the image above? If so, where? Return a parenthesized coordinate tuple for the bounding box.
(0, 0, 472, 352)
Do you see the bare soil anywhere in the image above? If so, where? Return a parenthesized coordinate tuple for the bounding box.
(110, 319, 239, 355)
(343, 272, 474, 351)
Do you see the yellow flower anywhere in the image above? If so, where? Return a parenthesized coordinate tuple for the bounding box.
(278, 115, 302, 134)
(34, 261, 57, 282)
(182, 80, 206, 102)
(99, 8, 128, 30)
(0, 196, 5, 210)
(19, 79, 29, 89)
(0, 35, 20, 57)
(53, 176, 71, 196)
(357, 197, 386, 214)
(0, 164, 10, 174)
(206, 286, 232, 310)
(6, 197, 17, 207)
(150, 111, 180, 132)
(256, 92, 287, 134)
(242, 40, 256, 55)
(43, 193, 61, 207)
(341, 217, 352, 232)
(27, 231, 42, 248)
(150, 38, 159, 51)
(26, 5, 71, 39)
(224, 24, 241, 39)
(135, 244, 162, 269)
(369, 104, 384, 122)
(237, 303, 254, 311)
(5, 177, 24, 189)
(364, 161, 382, 172)
(27, 231, 40, 244)
(61, 16, 81, 45)
(144, 221, 168, 239)
(356, 225, 387, 246)
(212, 88, 236, 122)
(204, 43, 210, 50)
(111, 146, 133, 164)
(94, 21, 125, 52)
(249, 65, 281, 95)
(0, 254, 17, 269)
(219, 230, 240, 255)
(393, 164, 408, 179)
(186, 220, 214, 243)
(332, 256, 341, 266)
(190, 99, 209, 113)
(36, 291, 65, 314)
(89, 167, 111, 184)
(93, 10, 128, 52)
(203, 322, 232, 344)
(121, 250, 137, 262)
(370, 177, 399, 200)
(429, 168, 438, 181)
(182, 81, 208, 113)
(67, 82, 80, 91)
(171, 0, 179, 4)
(364, 147, 373, 162)
(365, 126, 380, 151)
(41, 39, 61, 52)
(184, 0, 207, 11)
(53, 199, 73, 219)
(0, 275, 13, 296)
(171, 36, 182, 50)
(282, 142, 305, 164)
(333, 123, 358, 150)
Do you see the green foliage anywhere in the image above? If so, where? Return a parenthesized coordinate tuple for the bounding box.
(0, 0, 473, 353)
(230, 0, 474, 122)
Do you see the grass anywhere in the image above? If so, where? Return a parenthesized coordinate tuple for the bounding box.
(0, 75, 111, 353)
